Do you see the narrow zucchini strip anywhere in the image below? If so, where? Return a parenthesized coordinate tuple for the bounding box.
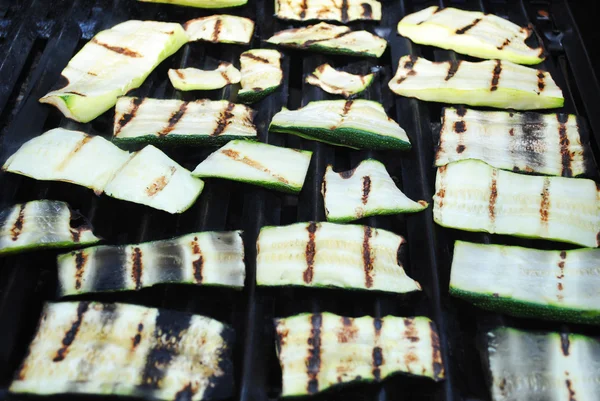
(270, 99, 410, 150)
(275, 0, 381, 22)
(322, 159, 427, 223)
(40, 21, 188, 123)
(256, 221, 421, 293)
(138, 0, 247, 8)
(275, 312, 444, 397)
(168, 63, 241, 91)
(435, 107, 591, 177)
(389, 56, 564, 110)
(192, 140, 312, 193)
(306, 63, 374, 97)
(433, 160, 600, 247)
(185, 15, 254, 44)
(398, 6, 545, 65)
(238, 49, 282, 104)
(10, 302, 234, 400)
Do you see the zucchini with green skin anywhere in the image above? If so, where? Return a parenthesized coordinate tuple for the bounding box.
(270, 99, 411, 150)
(238, 49, 282, 104)
(185, 15, 254, 45)
(275, 0, 381, 22)
(256, 221, 421, 293)
(389, 56, 564, 110)
(168, 63, 241, 91)
(433, 160, 600, 247)
(10, 301, 234, 401)
(306, 63, 375, 97)
(275, 312, 444, 397)
(40, 21, 188, 123)
(138, 0, 247, 8)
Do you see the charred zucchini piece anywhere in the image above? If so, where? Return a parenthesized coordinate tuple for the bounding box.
(168, 63, 241, 91)
(40, 21, 188, 123)
(185, 15, 254, 44)
(275, 0, 381, 22)
(306, 63, 374, 97)
(10, 301, 234, 400)
(238, 49, 283, 104)
(138, 0, 247, 8)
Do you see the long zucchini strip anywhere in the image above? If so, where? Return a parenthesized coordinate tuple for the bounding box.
(275, 0, 381, 22)
(40, 21, 188, 123)
(256, 221, 421, 293)
(185, 15, 254, 44)
(238, 49, 283, 104)
(275, 312, 444, 397)
(389, 56, 564, 110)
(305, 63, 375, 97)
(435, 107, 592, 177)
(433, 160, 600, 247)
(168, 63, 241, 91)
(138, 0, 247, 8)
(10, 302, 234, 401)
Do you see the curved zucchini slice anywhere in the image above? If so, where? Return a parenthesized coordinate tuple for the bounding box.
(435, 107, 592, 177)
(40, 21, 188, 123)
(275, 312, 444, 397)
(433, 160, 600, 247)
(185, 15, 254, 44)
(238, 49, 282, 104)
(267, 22, 387, 58)
(192, 140, 312, 194)
(168, 63, 241, 91)
(270, 99, 410, 150)
(275, 0, 381, 22)
(138, 0, 247, 8)
(113, 97, 257, 145)
(398, 6, 545, 65)
(10, 301, 234, 400)
(306, 63, 374, 97)
(322, 159, 427, 223)
(389, 56, 564, 110)
(256, 221, 421, 293)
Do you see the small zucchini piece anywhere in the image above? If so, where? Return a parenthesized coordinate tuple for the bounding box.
(168, 63, 241, 91)
(306, 63, 374, 97)
(138, 0, 247, 8)
(238, 49, 283, 104)
(275, 0, 381, 22)
(185, 15, 254, 44)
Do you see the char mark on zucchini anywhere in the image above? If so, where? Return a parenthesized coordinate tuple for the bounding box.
(430, 321, 444, 380)
(132, 323, 143, 348)
(372, 346, 383, 381)
(131, 247, 143, 290)
(404, 318, 419, 342)
(488, 169, 498, 223)
(540, 177, 551, 223)
(212, 18, 223, 42)
(10, 204, 26, 241)
(362, 226, 374, 288)
(213, 103, 236, 136)
(491, 60, 502, 91)
(91, 39, 142, 58)
(115, 97, 144, 135)
(445, 60, 461, 81)
(146, 167, 176, 196)
(74, 252, 87, 290)
(57, 136, 92, 171)
(303, 222, 318, 284)
(299, 0, 307, 19)
(455, 17, 482, 35)
(557, 113, 573, 177)
(53, 302, 90, 362)
(306, 313, 323, 394)
(537, 70, 546, 91)
(453, 120, 466, 133)
(221, 149, 289, 183)
(361, 176, 371, 204)
(497, 38, 511, 50)
(242, 52, 270, 63)
(338, 317, 357, 343)
(160, 102, 188, 136)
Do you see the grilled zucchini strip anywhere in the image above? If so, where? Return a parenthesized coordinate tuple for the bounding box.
(433, 160, 600, 247)
(306, 63, 374, 97)
(435, 107, 591, 177)
(398, 6, 545, 65)
(138, 0, 247, 8)
(238, 49, 283, 104)
(192, 140, 312, 194)
(10, 302, 234, 400)
(270, 99, 410, 150)
(275, 0, 381, 22)
(275, 312, 444, 397)
(185, 15, 254, 44)
(256, 221, 421, 293)
(40, 21, 187, 123)
(168, 63, 241, 91)
(389, 56, 564, 110)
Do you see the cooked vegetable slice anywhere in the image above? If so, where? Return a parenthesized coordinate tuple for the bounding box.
(267, 22, 387, 58)
(168, 63, 241, 91)
(10, 301, 234, 400)
(40, 21, 188, 123)
(398, 6, 545, 65)
(435, 107, 592, 177)
(256, 221, 421, 293)
(138, 0, 247, 8)
(185, 15, 254, 44)
(389, 56, 564, 110)
(275, 0, 381, 22)
(433, 160, 600, 247)
(270, 99, 410, 150)
(306, 63, 374, 97)
(238, 49, 282, 104)
(113, 97, 257, 145)
(275, 312, 444, 397)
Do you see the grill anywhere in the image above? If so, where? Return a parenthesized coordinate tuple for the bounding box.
(0, 0, 598, 400)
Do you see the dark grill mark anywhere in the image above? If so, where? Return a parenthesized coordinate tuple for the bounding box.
(132, 323, 144, 348)
(453, 121, 466, 133)
(132, 247, 143, 290)
(397, 57, 418, 84)
(430, 321, 444, 380)
(160, 102, 188, 136)
(92, 39, 142, 57)
(490, 60, 502, 91)
(456, 18, 482, 34)
(53, 302, 89, 362)
(221, 149, 289, 184)
(361, 3, 373, 18)
(303, 222, 318, 284)
(212, 18, 223, 42)
(363, 227, 374, 288)
(557, 250, 567, 299)
(509, 128, 515, 136)
(213, 103, 236, 136)
(298, 0, 308, 19)
(489, 171, 498, 222)
(361, 176, 371, 205)
(372, 347, 383, 381)
(306, 314, 322, 394)
(70, 226, 82, 242)
(342, 99, 353, 116)
(192, 237, 204, 283)
(404, 318, 419, 342)
(456, 106, 467, 117)
(74, 252, 87, 290)
(497, 38, 511, 50)
(537, 71, 545, 92)
(456, 144, 466, 153)
(540, 177, 551, 224)
(276, 325, 289, 349)
(338, 316, 357, 343)
(340, 0, 349, 22)
(560, 333, 570, 356)
(10, 204, 26, 241)
(566, 379, 576, 401)
(557, 114, 573, 177)
(242, 53, 270, 64)
(115, 97, 144, 135)
(445, 60, 461, 81)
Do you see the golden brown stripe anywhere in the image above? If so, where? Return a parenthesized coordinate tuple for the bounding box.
(92, 39, 142, 58)
(212, 18, 223, 42)
(338, 316, 357, 343)
(242, 53, 270, 64)
(361, 176, 371, 205)
(221, 149, 290, 184)
(488, 169, 498, 223)
(363, 226, 374, 288)
(10, 204, 26, 241)
(303, 222, 317, 284)
(540, 177, 551, 224)
(57, 136, 92, 171)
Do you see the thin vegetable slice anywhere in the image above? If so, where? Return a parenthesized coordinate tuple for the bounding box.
(398, 6, 545, 65)
(435, 107, 592, 177)
(40, 21, 188, 123)
(185, 15, 254, 44)
(270, 99, 410, 150)
(275, 312, 444, 397)
(138, 0, 247, 8)
(433, 160, 600, 247)
(389, 56, 564, 110)
(256, 221, 421, 293)
(10, 301, 234, 400)
(168, 63, 241, 91)
(275, 0, 381, 22)
(306, 63, 374, 97)
(238, 49, 282, 104)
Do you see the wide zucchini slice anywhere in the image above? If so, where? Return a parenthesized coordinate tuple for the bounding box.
(256, 221, 421, 293)
(435, 107, 591, 177)
(389, 56, 564, 110)
(433, 160, 600, 247)
(275, 312, 444, 397)
(40, 21, 187, 123)
(113, 97, 257, 145)
(398, 6, 545, 65)
(138, 0, 247, 8)
(10, 301, 234, 400)
(185, 15, 254, 44)
(238, 49, 283, 104)
(168, 63, 241, 91)
(192, 140, 312, 194)
(306, 63, 374, 97)
(275, 0, 381, 22)
(270, 99, 410, 150)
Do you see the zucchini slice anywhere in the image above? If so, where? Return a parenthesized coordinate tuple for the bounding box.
(269, 99, 411, 150)
(275, 312, 444, 397)
(40, 21, 188, 123)
(138, 0, 247, 8)
(398, 6, 545, 65)
(0, 200, 100, 256)
(450, 241, 600, 325)
(168, 63, 241, 91)
(238, 49, 283, 104)
(305, 63, 375, 97)
(389, 56, 564, 110)
(185, 15, 254, 45)
(10, 301, 234, 400)
(192, 140, 312, 194)
(322, 159, 428, 223)
(433, 160, 600, 247)
(113, 97, 257, 145)
(266, 22, 387, 58)
(435, 107, 591, 177)
(275, 0, 381, 22)
(256, 221, 421, 293)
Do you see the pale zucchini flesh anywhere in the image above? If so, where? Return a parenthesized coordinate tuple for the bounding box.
(306, 63, 375, 97)
(238, 49, 283, 104)
(138, 0, 247, 8)
(168, 63, 241, 91)
(275, 0, 382, 22)
(185, 15, 254, 44)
